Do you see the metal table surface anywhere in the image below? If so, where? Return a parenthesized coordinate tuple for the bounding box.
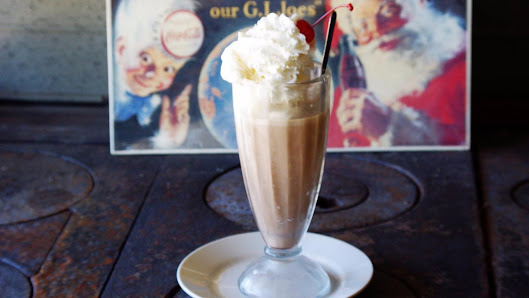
(0, 102, 527, 297)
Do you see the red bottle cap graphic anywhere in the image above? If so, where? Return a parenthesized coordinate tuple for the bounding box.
(161, 10, 204, 59)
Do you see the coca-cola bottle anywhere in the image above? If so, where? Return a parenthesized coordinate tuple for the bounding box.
(338, 35, 366, 90)
(337, 35, 390, 146)
(337, 35, 368, 146)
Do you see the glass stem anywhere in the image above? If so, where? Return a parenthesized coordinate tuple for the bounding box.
(265, 246, 302, 260)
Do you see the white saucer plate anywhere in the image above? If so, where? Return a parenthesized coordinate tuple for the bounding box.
(177, 232, 373, 297)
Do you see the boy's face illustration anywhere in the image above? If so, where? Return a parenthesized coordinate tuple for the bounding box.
(120, 46, 186, 97)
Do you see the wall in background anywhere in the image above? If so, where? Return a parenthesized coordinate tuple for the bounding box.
(0, 0, 107, 102)
(472, 0, 529, 129)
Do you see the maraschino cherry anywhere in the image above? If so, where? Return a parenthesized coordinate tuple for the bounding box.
(296, 3, 354, 43)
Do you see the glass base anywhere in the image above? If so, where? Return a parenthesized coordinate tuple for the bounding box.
(238, 246, 330, 297)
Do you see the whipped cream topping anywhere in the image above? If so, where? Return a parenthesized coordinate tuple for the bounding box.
(220, 13, 314, 84)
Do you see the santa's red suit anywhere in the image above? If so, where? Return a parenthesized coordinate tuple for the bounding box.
(327, 51, 467, 147)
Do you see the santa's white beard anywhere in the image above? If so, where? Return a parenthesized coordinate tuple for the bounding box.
(355, 6, 465, 106)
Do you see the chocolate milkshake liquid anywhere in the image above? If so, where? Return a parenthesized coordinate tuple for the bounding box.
(233, 80, 330, 250)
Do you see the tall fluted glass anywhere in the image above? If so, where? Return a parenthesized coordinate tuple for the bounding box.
(232, 63, 331, 297)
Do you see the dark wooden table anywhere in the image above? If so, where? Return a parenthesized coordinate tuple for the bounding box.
(0, 102, 528, 297)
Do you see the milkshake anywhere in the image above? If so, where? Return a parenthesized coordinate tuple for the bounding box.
(232, 77, 329, 250)
(221, 12, 334, 297)
(222, 12, 330, 251)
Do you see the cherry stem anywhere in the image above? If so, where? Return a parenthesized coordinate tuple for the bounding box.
(312, 3, 353, 28)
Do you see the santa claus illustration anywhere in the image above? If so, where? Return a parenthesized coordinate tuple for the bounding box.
(327, 0, 467, 148)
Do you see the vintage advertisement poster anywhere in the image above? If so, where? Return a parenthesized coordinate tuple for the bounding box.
(107, 0, 471, 154)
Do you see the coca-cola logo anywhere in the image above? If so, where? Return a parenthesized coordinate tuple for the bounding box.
(161, 10, 204, 59)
